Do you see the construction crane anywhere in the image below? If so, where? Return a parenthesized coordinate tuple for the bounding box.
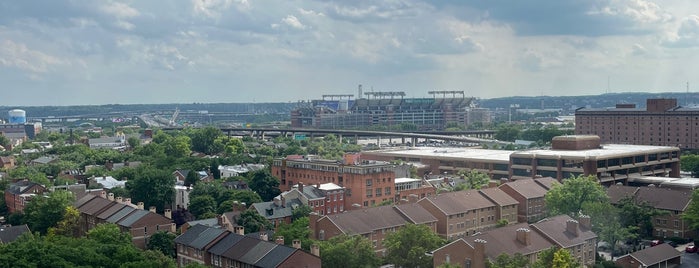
(169, 108, 179, 126)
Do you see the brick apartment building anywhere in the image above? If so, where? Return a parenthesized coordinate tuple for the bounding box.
(576, 98, 699, 150)
(607, 185, 695, 239)
(272, 154, 396, 208)
(417, 188, 517, 240)
(432, 215, 597, 268)
(309, 203, 437, 255)
(498, 177, 559, 223)
(394, 177, 436, 203)
(4, 180, 46, 213)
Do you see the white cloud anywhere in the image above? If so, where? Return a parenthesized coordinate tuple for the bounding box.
(281, 15, 306, 30)
(0, 40, 66, 73)
(100, 2, 139, 18)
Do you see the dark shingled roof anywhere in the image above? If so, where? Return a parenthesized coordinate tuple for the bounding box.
(322, 205, 411, 235)
(254, 245, 296, 268)
(6, 180, 42, 195)
(188, 227, 226, 249)
(479, 188, 519, 206)
(77, 197, 115, 216)
(499, 179, 549, 199)
(393, 203, 438, 224)
(420, 189, 495, 215)
(238, 241, 277, 264)
(221, 236, 259, 260)
(106, 206, 136, 223)
(74, 194, 98, 208)
(533, 177, 559, 190)
(530, 215, 597, 248)
(208, 233, 245, 256)
(635, 187, 692, 211)
(471, 223, 553, 258)
(606, 185, 639, 204)
(174, 224, 209, 245)
(97, 203, 127, 220)
(0, 224, 30, 243)
(117, 210, 150, 228)
(625, 243, 681, 266)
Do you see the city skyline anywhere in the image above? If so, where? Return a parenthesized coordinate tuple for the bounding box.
(2, 0, 699, 106)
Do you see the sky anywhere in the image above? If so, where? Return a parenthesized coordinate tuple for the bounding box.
(1, 0, 699, 106)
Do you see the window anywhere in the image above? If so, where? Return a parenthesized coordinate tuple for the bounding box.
(366, 179, 372, 186)
(376, 188, 382, 197)
(385, 187, 391, 195)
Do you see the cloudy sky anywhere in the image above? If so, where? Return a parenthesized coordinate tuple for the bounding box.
(1, 0, 699, 106)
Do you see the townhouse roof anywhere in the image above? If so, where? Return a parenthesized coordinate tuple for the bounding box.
(297, 185, 325, 200)
(472, 223, 554, 257)
(479, 188, 519, 206)
(255, 245, 296, 268)
(117, 210, 150, 228)
(78, 196, 116, 216)
(607, 185, 693, 211)
(97, 203, 127, 220)
(530, 215, 597, 248)
(606, 185, 639, 204)
(251, 199, 302, 220)
(321, 205, 421, 235)
(420, 189, 495, 215)
(6, 180, 44, 195)
(208, 233, 244, 256)
(393, 203, 438, 224)
(533, 177, 560, 190)
(622, 243, 681, 266)
(106, 206, 136, 223)
(317, 182, 343, 191)
(0, 224, 31, 243)
(0, 156, 14, 164)
(222, 236, 260, 260)
(174, 224, 225, 250)
(238, 241, 277, 264)
(31, 155, 58, 165)
(185, 218, 219, 228)
(499, 179, 549, 199)
(74, 194, 97, 208)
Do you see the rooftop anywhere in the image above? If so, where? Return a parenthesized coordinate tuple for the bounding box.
(512, 143, 678, 159)
(364, 147, 513, 162)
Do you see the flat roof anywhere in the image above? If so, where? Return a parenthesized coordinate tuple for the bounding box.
(629, 176, 699, 188)
(365, 147, 513, 162)
(511, 144, 678, 159)
(318, 183, 343, 190)
(395, 177, 421, 183)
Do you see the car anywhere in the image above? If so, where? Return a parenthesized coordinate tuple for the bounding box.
(687, 244, 697, 253)
(651, 240, 664, 247)
(669, 241, 678, 247)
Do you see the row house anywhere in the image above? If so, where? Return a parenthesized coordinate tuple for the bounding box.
(432, 215, 598, 268)
(498, 177, 559, 223)
(74, 192, 175, 249)
(607, 185, 695, 239)
(288, 182, 345, 216)
(309, 203, 437, 255)
(417, 188, 518, 240)
(4, 180, 46, 213)
(175, 224, 320, 268)
(394, 177, 436, 203)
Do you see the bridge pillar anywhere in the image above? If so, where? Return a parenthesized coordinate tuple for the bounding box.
(339, 134, 343, 143)
(355, 135, 358, 144)
(261, 131, 265, 140)
(227, 130, 231, 138)
(411, 137, 417, 147)
(402, 137, 405, 145)
(377, 136, 381, 148)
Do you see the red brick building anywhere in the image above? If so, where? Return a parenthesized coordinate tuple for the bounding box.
(4, 180, 46, 213)
(498, 178, 559, 223)
(272, 154, 396, 208)
(576, 98, 699, 150)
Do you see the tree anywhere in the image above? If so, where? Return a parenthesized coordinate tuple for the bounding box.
(586, 202, 637, 259)
(487, 253, 529, 268)
(617, 197, 667, 239)
(147, 231, 176, 258)
(383, 224, 446, 268)
(127, 136, 141, 149)
(275, 217, 311, 249)
(47, 206, 80, 237)
(189, 127, 224, 155)
(291, 205, 312, 220)
(87, 223, 132, 245)
(24, 190, 75, 234)
(319, 235, 380, 268)
(189, 195, 217, 219)
(163, 135, 192, 158)
(237, 210, 273, 233)
(126, 165, 175, 212)
(459, 169, 490, 190)
(184, 169, 199, 187)
(552, 248, 578, 268)
(545, 175, 608, 217)
(494, 125, 521, 142)
(683, 189, 699, 240)
(248, 170, 281, 202)
(532, 247, 557, 268)
(681, 154, 699, 177)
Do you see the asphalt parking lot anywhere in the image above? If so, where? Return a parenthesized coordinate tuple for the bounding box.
(681, 250, 699, 267)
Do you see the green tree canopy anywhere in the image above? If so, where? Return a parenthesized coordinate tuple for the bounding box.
(247, 170, 281, 201)
(189, 195, 217, 219)
(125, 165, 174, 212)
(237, 210, 273, 233)
(681, 154, 699, 177)
(23, 190, 75, 234)
(147, 231, 177, 258)
(545, 175, 608, 217)
(383, 224, 446, 268)
(487, 253, 530, 268)
(319, 235, 380, 268)
(275, 217, 312, 249)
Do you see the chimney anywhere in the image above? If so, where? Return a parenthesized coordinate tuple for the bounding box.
(275, 236, 285, 245)
(149, 206, 157, 213)
(292, 239, 301, 249)
(107, 193, 114, 201)
(105, 161, 113, 171)
(298, 182, 304, 193)
(260, 233, 268, 241)
(100, 191, 107, 199)
(234, 226, 245, 235)
(516, 228, 531, 246)
(578, 215, 591, 230)
(164, 209, 172, 219)
(124, 198, 132, 206)
(311, 244, 320, 257)
(280, 196, 286, 208)
(566, 219, 579, 237)
(116, 196, 123, 204)
(316, 183, 320, 189)
(473, 239, 487, 268)
(137, 202, 144, 210)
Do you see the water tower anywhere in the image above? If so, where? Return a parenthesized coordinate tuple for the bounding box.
(8, 109, 26, 124)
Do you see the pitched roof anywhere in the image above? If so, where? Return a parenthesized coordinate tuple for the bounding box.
(106, 206, 136, 223)
(625, 243, 681, 266)
(174, 224, 226, 249)
(479, 188, 519, 206)
(255, 245, 296, 268)
(393, 203, 438, 224)
(420, 189, 495, 215)
(6, 180, 44, 195)
(530, 215, 597, 248)
(472, 222, 554, 258)
(97, 203, 127, 220)
(238, 241, 277, 264)
(117, 210, 150, 227)
(606, 185, 639, 204)
(533, 177, 559, 190)
(635, 187, 692, 211)
(251, 199, 302, 220)
(320, 205, 413, 235)
(208, 233, 245, 256)
(221, 236, 259, 259)
(77, 196, 116, 216)
(74, 194, 98, 208)
(0, 224, 30, 243)
(499, 179, 549, 199)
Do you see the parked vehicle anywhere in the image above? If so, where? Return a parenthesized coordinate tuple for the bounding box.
(651, 240, 664, 247)
(686, 244, 697, 253)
